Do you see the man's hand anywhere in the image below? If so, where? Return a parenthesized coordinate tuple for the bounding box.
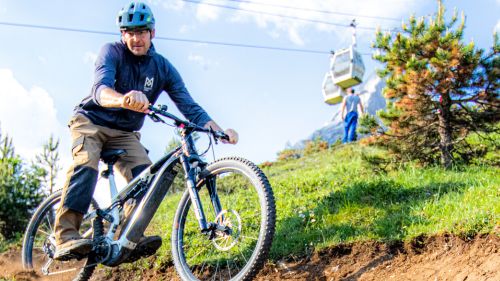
(121, 90, 150, 113)
(223, 128, 239, 144)
(204, 121, 239, 144)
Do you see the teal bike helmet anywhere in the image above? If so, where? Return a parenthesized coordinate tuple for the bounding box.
(117, 2, 155, 30)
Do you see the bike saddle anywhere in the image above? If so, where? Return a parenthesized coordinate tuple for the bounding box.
(100, 149, 127, 165)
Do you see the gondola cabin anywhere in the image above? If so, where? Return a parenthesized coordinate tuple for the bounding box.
(330, 46, 365, 89)
(322, 72, 345, 105)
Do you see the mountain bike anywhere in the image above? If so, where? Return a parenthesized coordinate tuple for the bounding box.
(22, 104, 276, 281)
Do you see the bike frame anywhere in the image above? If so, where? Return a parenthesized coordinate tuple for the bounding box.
(90, 106, 225, 267)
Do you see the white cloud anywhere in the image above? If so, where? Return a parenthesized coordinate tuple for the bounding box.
(174, 0, 427, 46)
(188, 54, 219, 70)
(0, 69, 66, 162)
(287, 26, 305, 46)
(196, 1, 220, 22)
(83, 51, 97, 65)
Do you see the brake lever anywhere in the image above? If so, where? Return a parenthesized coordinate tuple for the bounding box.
(211, 130, 229, 144)
(208, 128, 219, 145)
(149, 112, 164, 123)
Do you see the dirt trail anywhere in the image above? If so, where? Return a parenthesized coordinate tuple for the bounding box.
(1, 234, 498, 281)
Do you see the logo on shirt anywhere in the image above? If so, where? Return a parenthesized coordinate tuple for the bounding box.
(144, 77, 154, 91)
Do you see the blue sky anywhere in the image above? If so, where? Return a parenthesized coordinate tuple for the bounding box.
(0, 0, 498, 172)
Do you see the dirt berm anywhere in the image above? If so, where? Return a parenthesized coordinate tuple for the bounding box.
(1, 233, 498, 281)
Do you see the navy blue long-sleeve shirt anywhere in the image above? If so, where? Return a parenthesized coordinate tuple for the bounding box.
(75, 41, 211, 132)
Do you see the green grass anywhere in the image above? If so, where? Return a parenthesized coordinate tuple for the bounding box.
(145, 143, 499, 268)
(0, 233, 22, 252)
(3, 142, 497, 274)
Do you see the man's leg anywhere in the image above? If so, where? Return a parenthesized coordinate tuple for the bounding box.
(106, 130, 152, 212)
(347, 113, 358, 142)
(105, 130, 160, 263)
(344, 112, 356, 143)
(343, 117, 350, 143)
(54, 114, 103, 260)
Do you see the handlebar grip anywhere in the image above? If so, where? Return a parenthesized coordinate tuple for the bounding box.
(214, 131, 229, 141)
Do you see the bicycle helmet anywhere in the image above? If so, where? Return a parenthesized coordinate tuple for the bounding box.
(117, 2, 155, 30)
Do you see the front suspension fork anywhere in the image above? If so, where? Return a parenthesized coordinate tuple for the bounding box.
(180, 155, 223, 234)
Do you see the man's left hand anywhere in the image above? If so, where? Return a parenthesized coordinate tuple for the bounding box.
(223, 129, 239, 144)
(204, 121, 238, 144)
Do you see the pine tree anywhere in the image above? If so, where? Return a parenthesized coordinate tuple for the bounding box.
(0, 130, 45, 239)
(35, 135, 61, 194)
(372, 0, 499, 168)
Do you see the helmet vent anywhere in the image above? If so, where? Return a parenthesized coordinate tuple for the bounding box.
(130, 3, 135, 9)
(140, 14, 145, 21)
(128, 14, 133, 22)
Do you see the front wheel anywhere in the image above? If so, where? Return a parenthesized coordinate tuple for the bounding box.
(22, 190, 103, 281)
(172, 157, 276, 281)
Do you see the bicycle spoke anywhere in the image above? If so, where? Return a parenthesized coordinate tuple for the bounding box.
(241, 235, 259, 241)
(198, 261, 207, 277)
(215, 260, 220, 281)
(45, 216, 53, 232)
(226, 259, 232, 279)
(33, 251, 48, 260)
(37, 228, 51, 236)
(187, 247, 208, 264)
(238, 247, 248, 264)
(81, 228, 93, 239)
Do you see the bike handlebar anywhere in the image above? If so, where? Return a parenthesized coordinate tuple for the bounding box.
(148, 105, 229, 141)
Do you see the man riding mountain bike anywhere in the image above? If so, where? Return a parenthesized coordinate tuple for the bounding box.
(53, 1, 238, 261)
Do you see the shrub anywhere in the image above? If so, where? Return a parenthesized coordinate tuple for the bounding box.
(277, 149, 301, 161)
(303, 138, 329, 156)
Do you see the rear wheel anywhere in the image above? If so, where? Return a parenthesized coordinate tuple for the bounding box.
(22, 190, 103, 281)
(172, 157, 276, 281)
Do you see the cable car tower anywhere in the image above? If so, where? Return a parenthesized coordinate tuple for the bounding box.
(322, 20, 365, 105)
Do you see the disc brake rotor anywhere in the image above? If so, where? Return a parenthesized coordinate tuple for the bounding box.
(212, 209, 242, 251)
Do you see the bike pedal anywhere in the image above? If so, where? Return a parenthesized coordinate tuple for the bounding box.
(53, 250, 84, 261)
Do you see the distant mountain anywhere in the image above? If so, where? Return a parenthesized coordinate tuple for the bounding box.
(300, 72, 387, 147)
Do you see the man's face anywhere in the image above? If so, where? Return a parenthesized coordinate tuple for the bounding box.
(121, 28, 155, 56)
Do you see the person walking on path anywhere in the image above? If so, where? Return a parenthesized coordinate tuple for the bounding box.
(341, 88, 364, 143)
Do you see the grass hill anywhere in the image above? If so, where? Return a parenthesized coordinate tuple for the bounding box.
(0, 141, 498, 280)
(144, 142, 499, 269)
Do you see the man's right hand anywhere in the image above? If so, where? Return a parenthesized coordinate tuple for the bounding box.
(121, 90, 150, 113)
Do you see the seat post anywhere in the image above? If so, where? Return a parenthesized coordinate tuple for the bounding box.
(106, 163, 121, 240)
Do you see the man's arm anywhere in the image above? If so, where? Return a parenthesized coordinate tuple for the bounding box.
(358, 98, 365, 116)
(98, 87, 150, 113)
(341, 97, 347, 121)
